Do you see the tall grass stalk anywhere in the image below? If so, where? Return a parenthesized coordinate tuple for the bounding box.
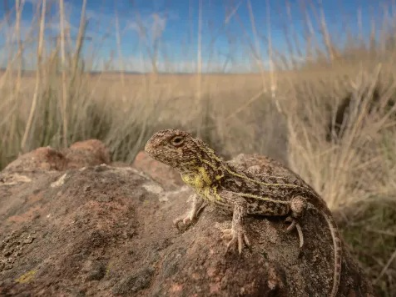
(21, 0, 45, 153)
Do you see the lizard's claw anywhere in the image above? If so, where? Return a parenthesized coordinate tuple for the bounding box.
(173, 200, 207, 231)
(220, 227, 250, 254)
(285, 216, 304, 248)
(173, 214, 194, 230)
(285, 216, 297, 232)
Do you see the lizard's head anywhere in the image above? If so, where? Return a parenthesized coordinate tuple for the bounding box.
(145, 129, 204, 171)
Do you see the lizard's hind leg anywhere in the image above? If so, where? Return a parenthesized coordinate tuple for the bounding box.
(285, 196, 307, 248)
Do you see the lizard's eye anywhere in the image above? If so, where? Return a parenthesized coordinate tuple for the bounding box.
(170, 136, 184, 147)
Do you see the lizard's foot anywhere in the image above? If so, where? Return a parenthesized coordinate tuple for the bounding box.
(220, 227, 250, 254)
(285, 216, 304, 248)
(285, 196, 307, 248)
(173, 200, 206, 231)
(173, 213, 194, 230)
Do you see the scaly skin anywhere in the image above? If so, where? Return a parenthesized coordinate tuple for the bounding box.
(144, 129, 341, 297)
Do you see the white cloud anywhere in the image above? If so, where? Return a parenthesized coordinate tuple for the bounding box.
(126, 12, 168, 42)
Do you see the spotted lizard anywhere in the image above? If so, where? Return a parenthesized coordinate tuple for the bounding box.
(144, 129, 342, 297)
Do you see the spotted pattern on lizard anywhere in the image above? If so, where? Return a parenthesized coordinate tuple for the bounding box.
(144, 129, 342, 297)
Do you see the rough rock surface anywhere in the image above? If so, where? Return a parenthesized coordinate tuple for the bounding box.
(0, 142, 373, 296)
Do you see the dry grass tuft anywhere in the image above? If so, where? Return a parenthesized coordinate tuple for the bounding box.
(337, 199, 396, 296)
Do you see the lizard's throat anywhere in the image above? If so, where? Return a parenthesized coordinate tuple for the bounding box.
(180, 166, 214, 189)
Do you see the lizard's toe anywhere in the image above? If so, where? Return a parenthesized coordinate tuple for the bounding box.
(243, 232, 250, 247)
(219, 228, 233, 240)
(221, 227, 250, 254)
(285, 216, 304, 248)
(285, 216, 297, 232)
(173, 215, 193, 230)
(226, 235, 238, 252)
(237, 231, 251, 254)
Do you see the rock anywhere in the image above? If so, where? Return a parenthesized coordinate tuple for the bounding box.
(3, 147, 66, 173)
(133, 151, 183, 191)
(0, 144, 374, 296)
(3, 139, 111, 174)
(64, 139, 111, 169)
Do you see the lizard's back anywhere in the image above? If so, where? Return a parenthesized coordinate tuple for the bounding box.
(223, 153, 331, 214)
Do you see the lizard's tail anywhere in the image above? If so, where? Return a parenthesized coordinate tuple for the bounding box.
(323, 213, 342, 297)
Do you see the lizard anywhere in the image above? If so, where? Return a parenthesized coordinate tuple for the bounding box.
(144, 128, 342, 297)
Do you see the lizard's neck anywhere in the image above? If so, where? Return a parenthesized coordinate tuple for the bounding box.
(179, 156, 226, 189)
(181, 166, 214, 189)
(179, 139, 228, 189)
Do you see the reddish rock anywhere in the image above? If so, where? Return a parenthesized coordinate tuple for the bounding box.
(0, 144, 374, 296)
(133, 151, 183, 190)
(3, 147, 66, 173)
(3, 139, 111, 174)
(65, 139, 111, 169)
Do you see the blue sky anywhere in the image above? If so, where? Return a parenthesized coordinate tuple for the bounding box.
(0, 0, 388, 72)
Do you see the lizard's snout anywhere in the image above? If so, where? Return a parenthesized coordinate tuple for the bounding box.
(144, 140, 154, 156)
(144, 137, 161, 160)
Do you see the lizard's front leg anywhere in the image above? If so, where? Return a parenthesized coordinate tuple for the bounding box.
(173, 193, 205, 230)
(219, 191, 250, 254)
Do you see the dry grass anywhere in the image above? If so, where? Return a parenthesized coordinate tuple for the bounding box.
(1, 1, 396, 295)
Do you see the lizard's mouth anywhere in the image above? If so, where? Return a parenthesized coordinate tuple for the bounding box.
(144, 142, 157, 158)
(144, 140, 167, 164)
